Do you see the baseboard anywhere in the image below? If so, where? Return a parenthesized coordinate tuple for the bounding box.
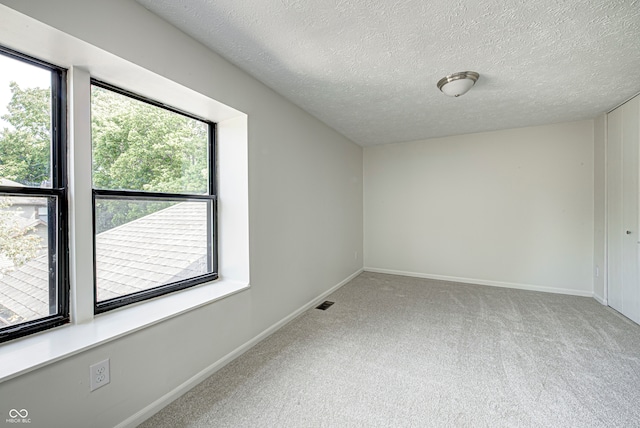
(363, 267, 594, 298)
(593, 293, 608, 305)
(116, 268, 363, 428)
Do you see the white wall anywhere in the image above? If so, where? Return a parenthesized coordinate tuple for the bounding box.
(593, 114, 607, 303)
(364, 120, 594, 296)
(0, 1, 363, 427)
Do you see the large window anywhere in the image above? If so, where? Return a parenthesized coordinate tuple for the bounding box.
(0, 47, 221, 343)
(90, 81, 217, 313)
(0, 47, 68, 342)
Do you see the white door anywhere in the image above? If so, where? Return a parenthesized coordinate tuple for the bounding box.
(607, 95, 640, 324)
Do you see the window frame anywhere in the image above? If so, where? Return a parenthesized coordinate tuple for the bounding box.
(90, 79, 218, 314)
(0, 46, 69, 343)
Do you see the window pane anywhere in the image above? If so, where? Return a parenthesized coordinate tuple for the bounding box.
(0, 53, 52, 188)
(0, 195, 56, 327)
(91, 85, 209, 194)
(94, 198, 212, 302)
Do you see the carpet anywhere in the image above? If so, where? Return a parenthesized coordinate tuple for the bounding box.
(139, 272, 640, 427)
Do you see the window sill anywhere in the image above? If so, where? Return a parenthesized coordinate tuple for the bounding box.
(0, 278, 249, 383)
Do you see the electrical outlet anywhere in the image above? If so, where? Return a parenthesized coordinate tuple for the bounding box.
(90, 359, 110, 391)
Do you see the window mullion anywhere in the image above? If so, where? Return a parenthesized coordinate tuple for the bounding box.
(68, 66, 95, 324)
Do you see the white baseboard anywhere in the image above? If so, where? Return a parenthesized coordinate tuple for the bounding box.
(593, 293, 608, 305)
(116, 268, 363, 428)
(363, 267, 594, 298)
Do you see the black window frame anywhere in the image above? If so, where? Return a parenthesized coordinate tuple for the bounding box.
(90, 80, 218, 314)
(0, 46, 69, 343)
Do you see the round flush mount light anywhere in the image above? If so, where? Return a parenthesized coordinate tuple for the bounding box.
(437, 71, 480, 97)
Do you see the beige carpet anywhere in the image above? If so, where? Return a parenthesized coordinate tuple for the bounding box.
(139, 272, 640, 427)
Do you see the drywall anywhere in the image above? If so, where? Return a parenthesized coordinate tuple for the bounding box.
(0, 0, 362, 427)
(364, 120, 594, 295)
(593, 114, 607, 303)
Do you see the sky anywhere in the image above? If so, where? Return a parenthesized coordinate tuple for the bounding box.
(0, 53, 51, 128)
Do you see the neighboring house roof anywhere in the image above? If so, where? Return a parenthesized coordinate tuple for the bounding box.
(7, 216, 45, 231)
(0, 256, 49, 325)
(0, 178, 48, 208)
(0, 178, 22, 187)
(0, 178, 50, 191)
(0, 201, 208, 325)
(0, 209, 44, 275)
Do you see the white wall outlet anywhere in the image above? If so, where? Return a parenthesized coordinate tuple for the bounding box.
(354, 251, 358, 260)
(90, 358, 110, 391)
(595, 265, 600, 278)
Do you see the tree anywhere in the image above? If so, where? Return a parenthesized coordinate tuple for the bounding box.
(91, 86, 208, 195)
(0, 82, 210, 234)
(0, 82, 51, 186)
(91, 86, 209, 232)
(0, 197, 41, 273)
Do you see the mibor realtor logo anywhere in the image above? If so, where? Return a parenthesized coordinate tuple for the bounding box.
(5, 409, 30, 424)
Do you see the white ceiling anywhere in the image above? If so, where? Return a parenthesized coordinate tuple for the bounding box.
(136, 0, 640, 146)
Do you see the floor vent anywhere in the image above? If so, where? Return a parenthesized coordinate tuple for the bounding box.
(316, 301, 335, 310)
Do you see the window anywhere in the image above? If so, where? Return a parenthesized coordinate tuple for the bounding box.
(90, 81, 217, 313)
(0, 47, 68, 342)
(0, 36, 243, 353)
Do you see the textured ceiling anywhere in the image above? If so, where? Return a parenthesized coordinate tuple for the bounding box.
(136, 0, 640, 146)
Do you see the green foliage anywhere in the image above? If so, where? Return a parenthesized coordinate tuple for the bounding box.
(0, 198, 41, 273)
(91, 87, 209, 231)
(91, 86, 208, 194)
(0, 82, 210, 235)
(0, 83, 51, 186)
(94, 199, 173, 234)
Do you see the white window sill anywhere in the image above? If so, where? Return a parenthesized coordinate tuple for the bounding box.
(0, 279, 249, 383)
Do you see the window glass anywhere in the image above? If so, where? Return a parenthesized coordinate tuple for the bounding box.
(91, 82, 216, 312)
(0, 54, 52, 188)
(94, 198, 211, 302)
(0, 48, 67, 341)
(91, 85, 209, 194)
(0, 196, 57, 327)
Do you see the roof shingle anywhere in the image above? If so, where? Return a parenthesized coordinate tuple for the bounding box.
(0, 201, 209, 324)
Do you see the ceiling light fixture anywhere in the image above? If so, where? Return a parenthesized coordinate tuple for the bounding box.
(437, 71, 480, 97)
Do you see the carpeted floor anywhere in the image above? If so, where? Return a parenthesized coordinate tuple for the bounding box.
(139, 272, 640, 427)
